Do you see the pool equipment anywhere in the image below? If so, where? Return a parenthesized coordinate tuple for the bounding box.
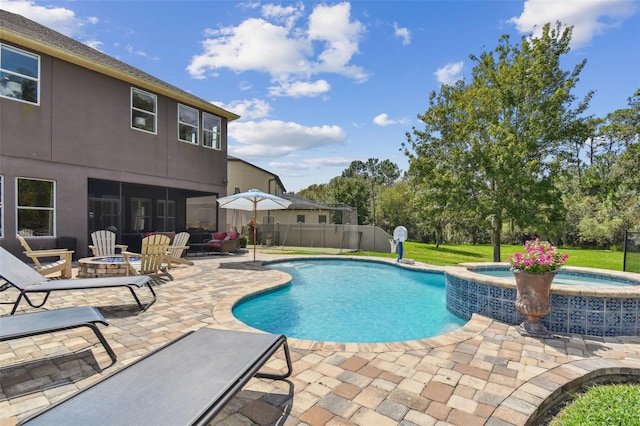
(392, 226, 408, 262)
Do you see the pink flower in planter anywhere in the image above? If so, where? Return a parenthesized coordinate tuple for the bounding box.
(508, 239, 568, 273)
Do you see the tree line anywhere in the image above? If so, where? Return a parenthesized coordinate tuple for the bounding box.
(296, 22, 639, 261)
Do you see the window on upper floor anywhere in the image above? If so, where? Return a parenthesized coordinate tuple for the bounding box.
(131, 88, 157, 133)
(202, 112, 221, 150)
(17, 177, 55, 237)
(178, 104, 199, 144)
(0, 43, 40, 105)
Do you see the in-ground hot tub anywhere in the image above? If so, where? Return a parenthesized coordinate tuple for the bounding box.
(445, 263, 640, 337)
(77, 256, 139, 278)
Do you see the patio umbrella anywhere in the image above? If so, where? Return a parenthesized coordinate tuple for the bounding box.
(217, 189, 292, 261)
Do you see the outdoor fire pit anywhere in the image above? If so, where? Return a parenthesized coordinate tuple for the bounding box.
(77, 256, 139, 278)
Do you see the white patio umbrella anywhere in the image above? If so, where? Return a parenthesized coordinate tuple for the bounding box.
(217, 189, 292, 261)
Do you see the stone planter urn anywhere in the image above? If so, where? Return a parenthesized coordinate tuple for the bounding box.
(512, 269, 556, 337)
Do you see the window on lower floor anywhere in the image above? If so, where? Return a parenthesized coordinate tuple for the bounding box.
(17, 177, 55, 237)
(131, 88, 157, 133)
(1, 43, 40, 105)
(131, 198, 152, 233)
(178, 104, 199, 144)
(202, 112, 221, 150)
(319, 215, 327, 223)
(297, 215, 305, 223)
(157, 199, 176, 231)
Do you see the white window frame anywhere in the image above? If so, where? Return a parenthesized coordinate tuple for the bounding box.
(16, 177, 56, 237)
(131, 88, 157, 134)
(0, 43, 40, 105)
(178, 104, 199, 145)
(202, 112, 221, 150)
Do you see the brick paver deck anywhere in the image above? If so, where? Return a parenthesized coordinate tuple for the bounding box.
(1, 252, 639, 425)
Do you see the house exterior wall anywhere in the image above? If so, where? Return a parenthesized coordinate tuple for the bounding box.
(227, 160, 284, 196)
(0, 38, 230, 257)
(268, 209, 331, 224)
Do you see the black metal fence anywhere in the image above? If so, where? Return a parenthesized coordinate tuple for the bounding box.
(623, 230, 640, 273)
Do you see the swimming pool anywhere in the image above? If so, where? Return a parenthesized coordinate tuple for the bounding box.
(232, 258, 466, 343)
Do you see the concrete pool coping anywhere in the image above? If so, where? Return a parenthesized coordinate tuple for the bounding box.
(2, 253, 639, 425)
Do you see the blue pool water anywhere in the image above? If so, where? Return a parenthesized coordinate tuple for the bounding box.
(474, 269, 638, 287)
(233, 259, 466, 343)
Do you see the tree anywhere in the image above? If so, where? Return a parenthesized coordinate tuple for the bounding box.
(326, 175, 371, 225)
(404, 22, 592, 261)
(297, 184, 328, 204)
(376, 181, 416, 236)
(342, 159, 401, 225)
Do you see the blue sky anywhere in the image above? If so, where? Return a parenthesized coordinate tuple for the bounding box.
(2, 0, 639, 192)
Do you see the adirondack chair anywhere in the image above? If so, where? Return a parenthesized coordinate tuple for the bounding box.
(16, 234, 73, 278)
(89, 230, 128, 256)
(166, 232, 194, 268)
(122, 234, 173, 282)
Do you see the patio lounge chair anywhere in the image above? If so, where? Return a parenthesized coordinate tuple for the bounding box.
(89, 230, 128, 256)
(0, 306, 116, 363)
(16, 234, 73, 279)
(166, 231, 194, 267)
(122, 234, 173, 281)
(0, 246, 156, 315)
(18, 328, 292, 425)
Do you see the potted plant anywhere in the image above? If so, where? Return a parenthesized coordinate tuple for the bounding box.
(508, 239, 568, 337)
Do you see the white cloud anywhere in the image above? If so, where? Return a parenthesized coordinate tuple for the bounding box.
(228, 119, 346, 159)
(268, 79, 330, 97)
(212, 98, 271, 120)
(1, 0, 109, 51)
(434, 61, 464, 85)
(84, 40, 103, 51)
(373, 113, 409, 127)
(307, 2, 367, 81)
(0, 0, 83, 36)
(125, 45, 159, 60)
(270, 156, 352, 171)
(394, 22, 411, 45)
(373, 113, 395, 126)
(261, 2, 304, 30)
(187, 2, 367, 94)
(509, 0, 638, 47)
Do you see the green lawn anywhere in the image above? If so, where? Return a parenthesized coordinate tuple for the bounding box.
(352, 242, 626, 271)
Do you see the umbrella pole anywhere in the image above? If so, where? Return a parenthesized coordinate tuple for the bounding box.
(253, 204, 257, 262)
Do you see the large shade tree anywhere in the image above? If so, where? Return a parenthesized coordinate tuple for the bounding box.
(404, 22, 592, 261)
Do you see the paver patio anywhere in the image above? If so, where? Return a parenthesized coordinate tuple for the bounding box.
(1, 252, 639, 425)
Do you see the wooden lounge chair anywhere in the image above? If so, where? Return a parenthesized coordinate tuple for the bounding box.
(89, 230, 128, 256)
(166, 231, 194, 267)
(0, 246, 156, 315)
(122, 234, 173, 282)
(0, 306, 116, 364)
(16, 234, 73, 279)
(18, 328, 292, 425)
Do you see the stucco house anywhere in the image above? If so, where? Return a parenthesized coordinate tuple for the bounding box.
(0, 10, 239, 257)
